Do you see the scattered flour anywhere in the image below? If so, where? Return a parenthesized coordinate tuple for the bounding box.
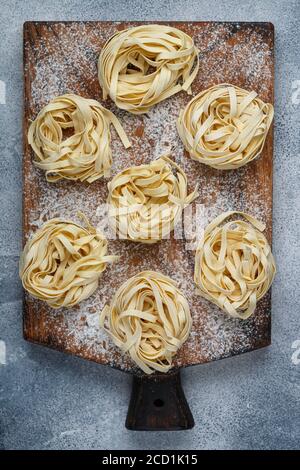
(23, 21, 273, 372)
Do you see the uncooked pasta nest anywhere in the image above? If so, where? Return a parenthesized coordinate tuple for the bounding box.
(19, 214, 118, 308)
(100, 271, 192, 374)
(28, 94, 131, 183)
(194, 211, 276, 319)
(98, 24, 199, 114)
(177, 83, 274, 169)
(107, 154, 198, 243)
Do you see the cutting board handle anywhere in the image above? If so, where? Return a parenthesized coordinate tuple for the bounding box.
(125, 369, 194, 431)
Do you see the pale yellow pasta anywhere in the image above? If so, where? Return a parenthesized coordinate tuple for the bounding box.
(107, 154, 198, 243)
(194, 211, 276, 319)
(100, 271, 192, 374)
(177, 83, 274, 169)
(98, 24, 199, 114)
(19, 215, 118, 308)
(28, 94, 131, 183)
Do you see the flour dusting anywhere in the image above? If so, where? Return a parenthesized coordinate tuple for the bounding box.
(23, 22, 273, 371)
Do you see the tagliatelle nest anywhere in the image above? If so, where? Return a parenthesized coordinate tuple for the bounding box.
(98, 24, 199, 114)
(177, 83, 274, 169)
(100, 270, 192, 374)
(107, 154, 198, 243)
(19, 215, 118, 308)
(28, 94, 131, 183)
(194, 211, 276, 319)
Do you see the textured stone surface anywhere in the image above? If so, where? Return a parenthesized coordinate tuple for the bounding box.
(0, 0, 299, 450)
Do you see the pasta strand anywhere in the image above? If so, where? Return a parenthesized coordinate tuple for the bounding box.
(100, 270, 192, 374)
(20, 215, 118, 308)
(98, 25, 199, 114)
(107, 154, 198, 243)
(177, 84, 274, 169)
(28, 94, 131, 183)
(194, 211, 276, 319)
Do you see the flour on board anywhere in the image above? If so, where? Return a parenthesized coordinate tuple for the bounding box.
(23, 22, 273, 371)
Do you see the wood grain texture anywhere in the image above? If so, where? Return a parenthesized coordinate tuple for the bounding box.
(23, 21, 274, 374)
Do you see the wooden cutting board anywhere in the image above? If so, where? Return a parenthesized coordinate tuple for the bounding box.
(23, 21, 274, 376)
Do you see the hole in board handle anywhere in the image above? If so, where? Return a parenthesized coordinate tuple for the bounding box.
(153, 398, 164, 408)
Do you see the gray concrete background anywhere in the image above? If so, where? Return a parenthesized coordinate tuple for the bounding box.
(0, 0, 299, 450)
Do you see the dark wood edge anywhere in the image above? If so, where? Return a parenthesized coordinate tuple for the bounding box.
(23, 21, 275, 28)
(22, 330, 271, 375)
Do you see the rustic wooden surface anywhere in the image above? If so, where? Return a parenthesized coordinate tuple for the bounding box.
(23, 21, 274, 374)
